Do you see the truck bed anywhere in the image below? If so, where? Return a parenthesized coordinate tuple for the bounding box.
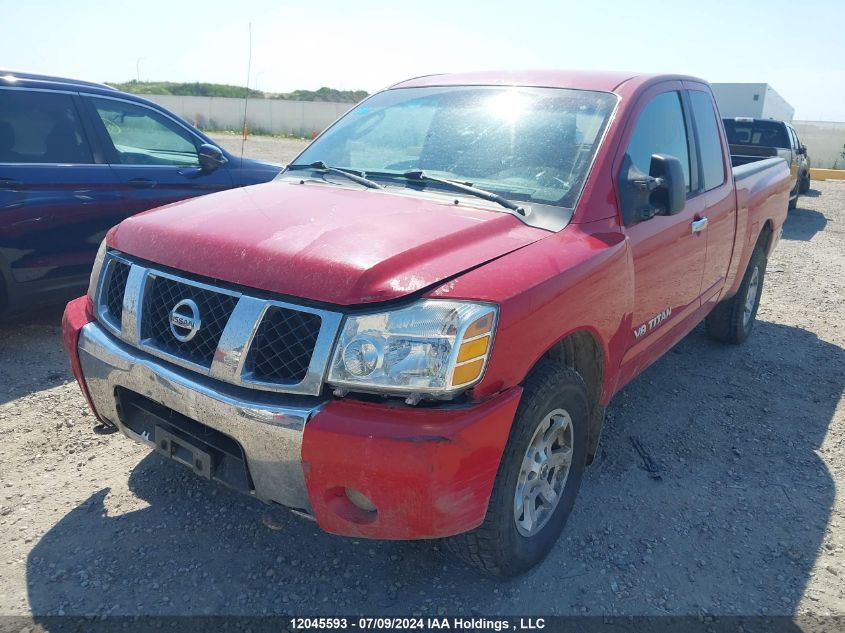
(729, 143, 779, 168)
(723, 157, 790, 298)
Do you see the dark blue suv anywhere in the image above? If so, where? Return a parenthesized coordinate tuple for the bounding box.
(0, 71, 281, 316)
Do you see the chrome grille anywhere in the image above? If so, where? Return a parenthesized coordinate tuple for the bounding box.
(141, 275, 238, 367)
(246, 306, 322, 384)
(94, 251, 342, 396)
(102, 259, 130, 325)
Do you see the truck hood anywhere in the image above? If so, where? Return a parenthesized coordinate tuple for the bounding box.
(109, 180, 549, 305)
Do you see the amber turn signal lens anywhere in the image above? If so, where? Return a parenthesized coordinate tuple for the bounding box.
(457, 335, 489, 363)
(465, 314, 494, 338)
(451, 359, 484, 386)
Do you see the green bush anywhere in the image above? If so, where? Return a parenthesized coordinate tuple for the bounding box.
(108, 80, 367, 103)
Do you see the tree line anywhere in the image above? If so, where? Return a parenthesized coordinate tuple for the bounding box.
(108, 80, 368, 103)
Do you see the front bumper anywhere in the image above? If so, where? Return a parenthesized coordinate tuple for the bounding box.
(63, 296, 521, 539)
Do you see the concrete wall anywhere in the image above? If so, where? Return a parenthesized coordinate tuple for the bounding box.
(143, 94, 354, 138)
(793, 121, 845, 169)
(144, 95, 845, 169)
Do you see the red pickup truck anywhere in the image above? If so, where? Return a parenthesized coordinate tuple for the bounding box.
(62, 70, 790, 576)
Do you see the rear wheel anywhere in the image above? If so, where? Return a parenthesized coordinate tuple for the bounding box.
(446, 361, 589, 576)
(705, 244, 766, 344)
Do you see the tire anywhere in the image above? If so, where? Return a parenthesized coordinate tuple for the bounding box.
(705, 244, 766, 344)
(799, 172, 811, 194)
(446, 360, 590, 577)
(0, 277, 7, 319)
(788, 179, 799, 211)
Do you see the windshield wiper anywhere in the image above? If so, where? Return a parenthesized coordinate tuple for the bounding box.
(287, 161, 382, 190)
(397, 170, 526, 216)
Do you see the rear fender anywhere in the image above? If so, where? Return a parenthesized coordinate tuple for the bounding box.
(721, 159, 789, 300)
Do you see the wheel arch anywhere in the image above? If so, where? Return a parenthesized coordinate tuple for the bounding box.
(533, 328, 607, 464)
(758, 219, 775, 257)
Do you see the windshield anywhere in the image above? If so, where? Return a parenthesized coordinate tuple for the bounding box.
(723, 120, 789, 149)
(288, 86, 617, 208)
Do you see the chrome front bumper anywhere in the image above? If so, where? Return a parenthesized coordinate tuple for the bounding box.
(77, 322, 326, 510)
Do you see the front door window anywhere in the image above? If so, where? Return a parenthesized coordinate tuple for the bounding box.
(90, 98, 199, 166)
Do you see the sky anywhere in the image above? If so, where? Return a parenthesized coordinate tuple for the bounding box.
(2, 0, 844, 121)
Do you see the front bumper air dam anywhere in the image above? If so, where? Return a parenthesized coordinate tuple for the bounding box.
(301, 388, 522, 540)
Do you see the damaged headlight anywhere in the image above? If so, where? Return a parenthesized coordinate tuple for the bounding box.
(327, 299, 497, 400)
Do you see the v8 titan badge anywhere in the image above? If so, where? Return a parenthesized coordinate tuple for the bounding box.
(634, 307, 672, 339)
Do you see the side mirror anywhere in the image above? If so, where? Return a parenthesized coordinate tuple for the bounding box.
(198, 144, 228, 172)
(618, 153, 686, 225)
(797, 145, 807, 155)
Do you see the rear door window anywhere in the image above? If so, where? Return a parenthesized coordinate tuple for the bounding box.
(688, 90, 726, 191)
(89, 97, 199, 166)
(625, 91, 691, 191)
(0, 89, 93, 164)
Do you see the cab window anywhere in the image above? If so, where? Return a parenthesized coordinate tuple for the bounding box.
(688, 90, 726, 191)
(625, 91, 691, 191)
(723, 120, 790, 149)
(90, 97, 199, 166)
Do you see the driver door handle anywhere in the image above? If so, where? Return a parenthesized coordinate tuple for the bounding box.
(691, 217, 708, 233)
(127, 178, 157, 189)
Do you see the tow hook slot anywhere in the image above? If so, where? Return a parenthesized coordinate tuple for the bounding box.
(155, 426, 212, 480)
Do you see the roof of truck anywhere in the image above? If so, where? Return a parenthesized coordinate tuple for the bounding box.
(390, 70, 707, 93)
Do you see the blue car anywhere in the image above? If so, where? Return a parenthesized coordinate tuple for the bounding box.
(0, 71, 281, 316)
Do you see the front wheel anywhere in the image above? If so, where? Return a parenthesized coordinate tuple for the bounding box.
(788, 177, 800, 210)
(446, 361, 589, 576)
(0, 277, 7, 319)
(799, 172, 811, 194)
(788, 179, 800, 210)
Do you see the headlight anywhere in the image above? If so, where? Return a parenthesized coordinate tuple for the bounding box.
(327, 299, 497, 399)
(87, 239, 108, 302)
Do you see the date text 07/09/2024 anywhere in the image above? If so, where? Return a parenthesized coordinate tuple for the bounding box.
(289, 617, 546, 630)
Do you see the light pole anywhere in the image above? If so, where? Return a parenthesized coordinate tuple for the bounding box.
(135, 57, 145, 82)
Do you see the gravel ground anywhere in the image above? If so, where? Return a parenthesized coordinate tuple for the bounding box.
(207, 132, 310, 165)
(0, 149, 843, 620)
